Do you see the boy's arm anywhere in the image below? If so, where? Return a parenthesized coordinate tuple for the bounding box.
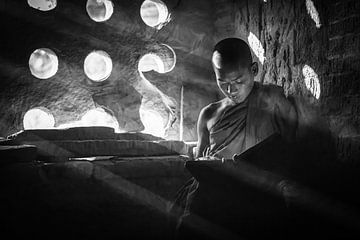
(195, 107, 210, 159)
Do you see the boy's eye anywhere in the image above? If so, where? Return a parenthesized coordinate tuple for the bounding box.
(235, 78, 243, 83)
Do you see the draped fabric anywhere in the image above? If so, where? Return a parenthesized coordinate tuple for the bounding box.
(208, 98, 248, 159)
(205, 82, 297, 159)
(171, 82, 298, 238)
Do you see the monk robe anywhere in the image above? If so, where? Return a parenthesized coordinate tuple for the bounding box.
(170, 82, 297, 236)
(207, 82, 297, 159)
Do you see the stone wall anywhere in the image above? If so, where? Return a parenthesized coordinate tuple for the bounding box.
(0, 0, 220, 140)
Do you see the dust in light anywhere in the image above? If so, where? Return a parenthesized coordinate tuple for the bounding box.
(140, 107, 166, 138)
(81, 108, 120, 132)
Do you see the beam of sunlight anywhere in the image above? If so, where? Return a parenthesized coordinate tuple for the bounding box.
(138, 53, 165, 73)
(248, 32, 266, 65)
(138, 44, 176, 74)
(306, 0, 321, 28)
(81, 107, 120, 132)
(23, 107, 55, 130)
(302, 64, 321, 99)
(28, 0, 57, 11)
(69, 163, 240, 240)
(86, 0, 114, 22)
(136, 44, 177, 139)
(29, 48, 58, 79)
(140, 0, 169, 29)
(57, 107, 121, 132)
(84, 50, 113, 82)
(139, 105, 166, 138)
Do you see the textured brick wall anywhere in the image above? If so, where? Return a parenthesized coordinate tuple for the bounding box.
(326, 0, 360, 134)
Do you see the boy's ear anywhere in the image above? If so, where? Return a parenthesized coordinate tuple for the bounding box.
(250, 62, 259, 76)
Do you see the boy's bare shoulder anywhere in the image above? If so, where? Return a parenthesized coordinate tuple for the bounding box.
(200, 99, 227, 119)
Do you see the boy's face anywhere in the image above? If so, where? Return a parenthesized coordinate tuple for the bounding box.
(214, 63, 256, 104)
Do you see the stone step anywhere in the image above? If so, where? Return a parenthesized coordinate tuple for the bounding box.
(0, 145, 37, 165)
(18, 140, 189, 160)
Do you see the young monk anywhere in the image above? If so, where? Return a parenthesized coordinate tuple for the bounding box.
(172, 38, 340, 240)
(196, 37, 297, 159)
(170, 38, 298, 238)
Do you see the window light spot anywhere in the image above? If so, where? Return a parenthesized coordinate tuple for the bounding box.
(140, 108, 166, 138)
(86, 0, 114, 22)
(140, 0, 169, 28)
(248, 32, 266, 64)
(302, 64, 321, 99)
(138, 44, 176, 73)
(84, 50, 112, 82)
(28, 0, 57, 11)
(81, 107, 120, 132)
(29, 48, 58, 79)
(306, 0, 321, 28)
(23, 108, 55, 130)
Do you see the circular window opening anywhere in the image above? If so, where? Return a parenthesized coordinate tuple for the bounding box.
(302, 64, 321, 99)
(28, 0, 57, 11)
(140, 0, 169, 28)
(138, 44, 176, 73)
(29, 48, 58, 79)
(140, 108, 166, 138)
(81, 107, 120, 132)
(84, 50, 113, 82)
(23, 107, 55, 130)
(86, 0, 114, 22)
(138, 53, 165, 73)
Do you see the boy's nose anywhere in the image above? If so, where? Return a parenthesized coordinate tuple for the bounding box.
(227, 84, 235, 94)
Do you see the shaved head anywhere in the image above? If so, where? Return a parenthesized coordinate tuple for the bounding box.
(212, 38, 253, 70)
(212, 38, 258, 104)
